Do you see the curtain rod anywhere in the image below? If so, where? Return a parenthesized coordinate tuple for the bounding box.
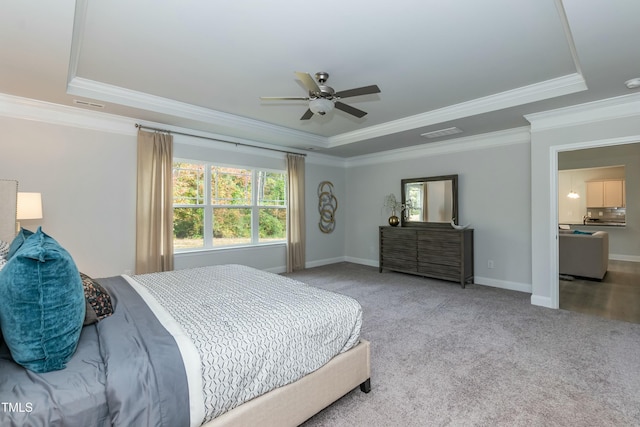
(134, 124, 307, 157)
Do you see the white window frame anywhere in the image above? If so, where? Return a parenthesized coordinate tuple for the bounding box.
(173, 159, 287, 252)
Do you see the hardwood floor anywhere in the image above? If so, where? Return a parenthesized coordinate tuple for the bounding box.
(560, 260, 640, 324)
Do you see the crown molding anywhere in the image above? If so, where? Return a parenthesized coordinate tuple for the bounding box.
(328, 73, 586, 147)
(67, 77, 327, 148)
(0, 92, 347, 166)
(525, 92, 640, 131)
(345, 126, 531, 167)
(0, 92, 136, 135)
(66, 72, 585, 151)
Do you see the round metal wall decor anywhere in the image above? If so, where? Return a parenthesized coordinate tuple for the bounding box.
(318, 181, 337, 234)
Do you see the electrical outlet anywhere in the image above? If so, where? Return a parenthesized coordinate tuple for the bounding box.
(488, 260, 494, 269)
(599, 211, 604, 217)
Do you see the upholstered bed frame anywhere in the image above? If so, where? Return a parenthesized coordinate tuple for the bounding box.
(0, 179, 18, 243)
(205, 339, 371, 426)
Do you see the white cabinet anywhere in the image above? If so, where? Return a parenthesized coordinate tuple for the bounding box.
(604, 180, 624, 207)
(586, 181, 603, 207)
(586, 179, 625, 207)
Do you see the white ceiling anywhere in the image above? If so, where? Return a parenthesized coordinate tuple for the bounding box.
(1, 0, 639, 157)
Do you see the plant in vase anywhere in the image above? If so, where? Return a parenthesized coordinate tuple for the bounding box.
(383, 194, 405, 226)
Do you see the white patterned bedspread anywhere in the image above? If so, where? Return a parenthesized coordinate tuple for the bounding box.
(127, 264, 363, 425)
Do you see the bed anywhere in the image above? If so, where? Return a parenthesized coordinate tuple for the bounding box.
(0, 180, 371, 427)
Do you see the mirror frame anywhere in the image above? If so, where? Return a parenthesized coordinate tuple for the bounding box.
(401, 174, 458, 228)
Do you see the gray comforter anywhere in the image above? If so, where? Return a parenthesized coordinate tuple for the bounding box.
(0, 275, 190, 427)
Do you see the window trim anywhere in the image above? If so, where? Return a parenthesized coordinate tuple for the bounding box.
(173, 159, 287, 252)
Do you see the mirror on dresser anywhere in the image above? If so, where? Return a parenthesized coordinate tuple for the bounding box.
(401, 174, 458, 227)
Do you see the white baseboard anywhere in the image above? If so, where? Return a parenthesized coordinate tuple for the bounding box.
(305, 256, 347, 269)
(474, 276, 532, 293)
(531, 294, 555, 308)
(610, 254, 640, 263)
(305, 256, 378, 269)
(343, 256, 378, 268)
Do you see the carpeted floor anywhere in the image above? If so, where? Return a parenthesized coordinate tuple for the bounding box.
(285, 262, 640, 427)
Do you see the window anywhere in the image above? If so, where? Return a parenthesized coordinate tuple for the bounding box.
(173, 161, 287, 251)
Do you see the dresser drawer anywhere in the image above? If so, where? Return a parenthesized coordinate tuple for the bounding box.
(379, 226, 473, 287)
(382, 258, 418, 272)
(381, 228, 417, 241)
(417, 262, 460, 281)
(418, 230, 461, 245)
(418, 252, 461, 267)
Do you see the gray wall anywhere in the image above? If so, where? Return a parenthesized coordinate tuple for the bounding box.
(0, 115, 137, 277)
(304, 159, 346, 267)
(530, 105, 640, 308)
(0, 112, 346, 276)
(345, 130, 532, 292)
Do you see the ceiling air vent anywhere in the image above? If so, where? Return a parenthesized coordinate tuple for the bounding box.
(73, 99, 105, 109)
(420, 127, 462, 139)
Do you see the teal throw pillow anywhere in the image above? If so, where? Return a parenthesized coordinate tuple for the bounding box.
(6, 227, 34, 260)
(0, 227, 85, 373)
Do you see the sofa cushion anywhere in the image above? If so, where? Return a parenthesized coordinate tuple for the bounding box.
(559, 231, 609, 280)
(0, 227, 85, 373)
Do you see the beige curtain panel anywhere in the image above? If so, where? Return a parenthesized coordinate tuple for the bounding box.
(135, 130, 174, 274)
(286, 153, 306, 272)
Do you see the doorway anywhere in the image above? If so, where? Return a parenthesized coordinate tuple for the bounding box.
(556, 143, 640, 322)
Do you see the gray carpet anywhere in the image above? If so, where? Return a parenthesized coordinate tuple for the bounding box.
(285, 262, 640, 426)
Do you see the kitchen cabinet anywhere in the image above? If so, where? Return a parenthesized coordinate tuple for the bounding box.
(586, 179, 625, 207)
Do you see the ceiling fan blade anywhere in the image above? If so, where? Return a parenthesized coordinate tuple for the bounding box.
(335, 85, 381, 98)
(300, 109, 314, 120)
(260, 96, 309, 101)
(295, 72, 321, 94)
(335, 101, 367, 118)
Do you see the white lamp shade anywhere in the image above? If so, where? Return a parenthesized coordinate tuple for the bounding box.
(17, 192, 43, 220)
(309, 98, 334, 115)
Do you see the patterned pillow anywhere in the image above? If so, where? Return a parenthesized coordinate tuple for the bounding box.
(0, 258, 6, 272)
(0, 239, 9, 259)
(80, 272, 114, 325)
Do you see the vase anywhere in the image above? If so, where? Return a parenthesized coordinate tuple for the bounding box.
(388, 208, 400, 226)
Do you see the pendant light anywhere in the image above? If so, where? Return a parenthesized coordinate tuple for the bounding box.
(567, 173, 580, 199)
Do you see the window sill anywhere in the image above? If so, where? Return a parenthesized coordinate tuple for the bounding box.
(174, 241, 286, 256)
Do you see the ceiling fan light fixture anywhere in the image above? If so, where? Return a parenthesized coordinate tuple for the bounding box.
(309, 98, 334, 115)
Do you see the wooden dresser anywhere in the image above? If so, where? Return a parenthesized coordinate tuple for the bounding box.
(379, 226, 474, 287)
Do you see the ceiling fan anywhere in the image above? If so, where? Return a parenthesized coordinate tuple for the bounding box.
(260, 71, 381, 120)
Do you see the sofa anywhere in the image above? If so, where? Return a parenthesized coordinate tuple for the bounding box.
(559, 230, 609, 280)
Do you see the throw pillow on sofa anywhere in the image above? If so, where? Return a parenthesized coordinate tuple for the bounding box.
(0, 227, 85, 373)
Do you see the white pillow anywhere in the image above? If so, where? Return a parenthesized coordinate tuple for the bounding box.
(0, 257, 6, 272)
